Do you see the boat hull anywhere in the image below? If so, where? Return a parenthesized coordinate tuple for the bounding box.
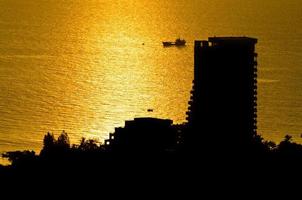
(162, 39, 186, 47)
(163, 42, 174, 47)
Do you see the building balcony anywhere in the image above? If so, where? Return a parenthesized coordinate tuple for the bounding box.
(186, 111, 190, 115)
(109, 133, 115, 140)
(105, 140, 110, 146)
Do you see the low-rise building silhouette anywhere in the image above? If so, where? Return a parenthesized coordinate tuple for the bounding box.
(186, 37, 258, 153)
(105, 118, 177, 153)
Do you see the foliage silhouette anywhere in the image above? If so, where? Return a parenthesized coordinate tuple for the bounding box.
(2, 150, 36, 166)
(277, 135, 302, 158)
(76, 137, 100, 152)
(40, 132, 56, 156)
(1, 128, 302, 188)
(57, 130, 70, 149)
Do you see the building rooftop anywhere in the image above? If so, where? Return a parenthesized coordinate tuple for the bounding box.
(208, 36, 257, 44)
(125, 117, 173, 125)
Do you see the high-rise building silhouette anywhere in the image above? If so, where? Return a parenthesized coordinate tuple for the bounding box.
(186, 37, 258, 153)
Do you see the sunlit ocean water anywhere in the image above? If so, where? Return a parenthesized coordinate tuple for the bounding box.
(1, 0, 302, 162)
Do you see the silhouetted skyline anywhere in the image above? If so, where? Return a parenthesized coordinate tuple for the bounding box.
(2, 37, 302, 191)
(1, 1, 302, 156)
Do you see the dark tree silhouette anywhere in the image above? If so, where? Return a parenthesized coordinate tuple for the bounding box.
(77, 137, 99, 152)
(2, 151, 36, 166)
(40, 132, 56, 157)
(263, 141, 277, 150)
(277, 135, 302, 158)
(43, 132, 56, 150)
(284, 135, 293, 142)
(40, 131, 71, 158)
(57, 130, 70, 150)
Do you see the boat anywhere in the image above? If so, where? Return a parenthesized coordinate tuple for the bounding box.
(162, 42, 174, 46)
(163, 38, 186, 47)
(175, 38, 186, 46)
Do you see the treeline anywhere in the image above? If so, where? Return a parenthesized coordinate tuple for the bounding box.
(2, 130, 302, 168)
(1, 129, 302, 186)
(2, 131, 106, 167)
